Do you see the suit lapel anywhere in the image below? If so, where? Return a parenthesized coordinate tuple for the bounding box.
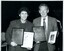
(37, 17, 41, 26)
(46, 17, 51, 40)
(48, 17, 51, 31)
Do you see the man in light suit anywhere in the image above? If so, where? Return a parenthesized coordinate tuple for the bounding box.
(33, 4, 58, 51)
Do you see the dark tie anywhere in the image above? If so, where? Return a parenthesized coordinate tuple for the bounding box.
(43, 18, 47, 40)
(43, 18, 46, 29)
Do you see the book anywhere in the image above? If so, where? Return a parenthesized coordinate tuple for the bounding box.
(48, 31, 57, 44)
(33, 26, 46, 42)
(12, 28, 24, 45)
(21, 32, 34, 49)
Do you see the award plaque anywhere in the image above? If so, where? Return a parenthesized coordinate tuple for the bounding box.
(33, 26, 46, 42)
(21, 32, 34, 49)
(48, 31, 57, 44)
(12, 28, 24, 45)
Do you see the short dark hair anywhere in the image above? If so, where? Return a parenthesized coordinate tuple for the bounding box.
(18, 7, 30, 15)
(39, 3, 49, 10)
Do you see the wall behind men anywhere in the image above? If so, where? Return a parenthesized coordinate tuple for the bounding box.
(1, 1, 63, 32)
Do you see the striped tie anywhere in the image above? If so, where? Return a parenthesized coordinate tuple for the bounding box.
(43, 18, 47, 40)
(43, 18, 46, 29)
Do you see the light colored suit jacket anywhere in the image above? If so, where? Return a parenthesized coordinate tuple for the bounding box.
(33, 16, 58, 41)
(33, 16, 58, 51)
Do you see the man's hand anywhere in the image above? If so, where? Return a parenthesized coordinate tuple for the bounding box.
(10, 42, 17, 46)
(26, 47, 32, 50)
(36, 41, 40, 43)
(21, 45, 32, 50)
(49, 42, 55, 44)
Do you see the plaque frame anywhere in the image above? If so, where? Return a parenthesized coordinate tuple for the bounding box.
(21, 32, 34, 49)
(12, 28, 24, 45)
(33, 26, 46, 42)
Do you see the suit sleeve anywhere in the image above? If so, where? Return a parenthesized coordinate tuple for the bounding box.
(5, 22, 13, 45)
(53, 18, 58, 31)
(33, 19, 36, 41)
(33, 19, 36, 26)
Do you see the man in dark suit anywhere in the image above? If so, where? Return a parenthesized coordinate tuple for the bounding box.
(33, 4, 58, 51)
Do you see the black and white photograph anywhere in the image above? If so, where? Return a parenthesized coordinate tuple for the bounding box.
(50, 35, 54, 40)
(48, 31, 57, 44)
(1, 1, 63, 51)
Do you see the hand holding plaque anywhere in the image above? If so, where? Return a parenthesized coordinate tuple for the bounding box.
(48, 31, 57, 44)
(10, 41, 17, 46)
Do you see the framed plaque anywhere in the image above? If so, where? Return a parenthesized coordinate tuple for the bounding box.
(12, 28, 24, 45)
(21, 32, 34, 49)
(48, 31, 57, 44)
(33, 26, 46, 42)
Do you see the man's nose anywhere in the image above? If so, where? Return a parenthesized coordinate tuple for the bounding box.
(42, 11, 45, 13)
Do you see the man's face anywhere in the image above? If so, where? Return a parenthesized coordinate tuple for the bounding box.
(39, 6, 49, 17)
(19, 11, 28, 20)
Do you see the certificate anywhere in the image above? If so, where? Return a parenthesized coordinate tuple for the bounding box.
(33, 26, 46, 42)
(21, 32, 34, 49)
(48, 31, 57, 44)
(12, 28, 24, 45)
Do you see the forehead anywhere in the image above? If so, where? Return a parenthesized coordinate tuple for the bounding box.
(21, 11, 27, 13)
(39, 6, 48, 10)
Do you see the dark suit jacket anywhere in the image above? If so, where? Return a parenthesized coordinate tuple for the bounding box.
(33, 16, 58, 51)
(5, 19, 33, 51)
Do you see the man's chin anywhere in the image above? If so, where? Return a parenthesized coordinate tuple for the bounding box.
(41, 15, 47, 17)
(22, 18, 27, 21)
(42, 16, 46, 17)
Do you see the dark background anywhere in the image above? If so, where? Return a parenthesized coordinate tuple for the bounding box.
(1, 1, 63, 51)
(2, 1, 63, 32)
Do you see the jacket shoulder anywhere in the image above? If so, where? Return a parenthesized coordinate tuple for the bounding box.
(27, 20, 33, 26)
(10, 20, 19, 23)
(49, 16, 56, 19)
(33, 17, 40, 22)
(49, 16, 57, 21)
(10, 19, 19, 25)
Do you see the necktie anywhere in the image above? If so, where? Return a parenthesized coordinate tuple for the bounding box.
(43, 18, 46, 30)
(43, 18, 47, 40)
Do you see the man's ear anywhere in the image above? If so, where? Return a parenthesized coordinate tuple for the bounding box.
(39, 10, 40, 14)
(27, 14, 29, 17)
(47, 9, 49, 13)
(19, 14, 20, 16)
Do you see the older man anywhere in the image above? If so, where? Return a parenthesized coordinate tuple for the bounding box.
(33, 4, 58, 51)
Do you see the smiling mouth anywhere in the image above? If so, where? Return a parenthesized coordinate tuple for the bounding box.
(41, 14, 46, 15)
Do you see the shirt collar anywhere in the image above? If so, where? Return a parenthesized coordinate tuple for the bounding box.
(41, 16, 48, 20)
